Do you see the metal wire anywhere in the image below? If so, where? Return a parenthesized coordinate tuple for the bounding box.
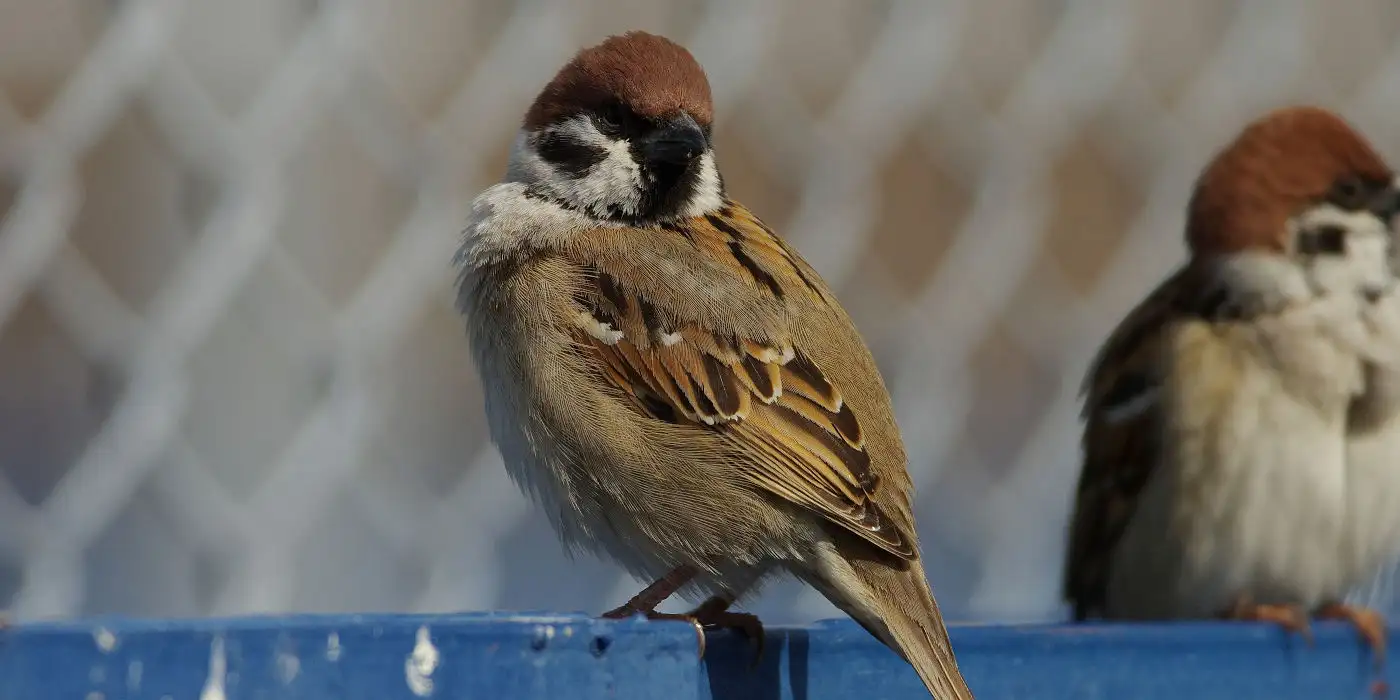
(2, 0, 1399, 624)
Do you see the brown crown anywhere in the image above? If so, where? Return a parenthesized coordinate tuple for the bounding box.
(1185, 106, 1392, 255)
(522, 31, 714, 131)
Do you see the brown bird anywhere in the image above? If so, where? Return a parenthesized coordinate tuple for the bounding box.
(1064, 106, 1400, 660)
(456, 31, 975, 698)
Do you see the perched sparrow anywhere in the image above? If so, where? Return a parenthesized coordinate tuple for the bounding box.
(456, 31, 975, 699)
(1064, 107, 1400, 657)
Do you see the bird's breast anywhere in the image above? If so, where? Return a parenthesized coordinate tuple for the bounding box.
(1109, 361, 1358, 618)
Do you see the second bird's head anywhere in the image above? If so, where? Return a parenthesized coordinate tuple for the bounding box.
(1186, 106, 1400, 308)
(510, 32, 724, 225)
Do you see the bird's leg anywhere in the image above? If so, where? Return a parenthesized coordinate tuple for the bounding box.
(600, 565, 699, 618)
(1222, 596, 1313, 644)
(1317, 602, 1387, 669)
(599, 565, 706, 655)
(689, 593, 766, 669)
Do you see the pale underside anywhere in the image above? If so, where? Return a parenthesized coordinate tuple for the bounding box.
(457, 180, 916, 603)
(1105, 295, 1400, 618)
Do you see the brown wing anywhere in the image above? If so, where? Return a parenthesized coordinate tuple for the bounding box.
(567, 203, 914, 559)
(1063, 266, 1219, 619)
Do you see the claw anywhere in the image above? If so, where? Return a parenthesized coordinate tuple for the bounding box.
(689, 595, 766, 670)
(600, 606, 707, 657)
(596, 573, 760, 664)
(1317, 602, 1387, 672)
(640, 612, 708, 658)
(705, 611, 765, 669)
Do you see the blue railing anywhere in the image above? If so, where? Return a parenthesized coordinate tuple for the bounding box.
(0, 612, 1390, 698)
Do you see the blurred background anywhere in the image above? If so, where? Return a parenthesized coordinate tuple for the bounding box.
(2, 0, 1400, 626)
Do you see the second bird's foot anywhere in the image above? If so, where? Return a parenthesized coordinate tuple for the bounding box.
(1223, 599, 1313, 644)
(1317, 602, 1387, 671)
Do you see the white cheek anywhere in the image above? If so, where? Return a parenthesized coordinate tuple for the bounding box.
(552, 117, 643, 216)
(679, 153, 724, 218)
(1293, 203, 1384, 234)
(1350, 232, 1392, 282)
(501, 120, 724, 222)
(1312, 238, 1390, 296)
(580, 138, 643, 209)
(1290, 204, 1394, 296)
(505, 130, 554, 186)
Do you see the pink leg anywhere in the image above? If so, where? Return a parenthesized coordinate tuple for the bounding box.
(600, 565, 699, 618)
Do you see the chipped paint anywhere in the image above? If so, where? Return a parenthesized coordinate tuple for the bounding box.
(276, 648, 300, 685)
(127, 660, 143, 692)
(404, 626, 439, 696)
(326, 631, 342, 662)
(4, 615, 1397, 698)
(200, 636, 227, 700)
(93, 627, 118, 653)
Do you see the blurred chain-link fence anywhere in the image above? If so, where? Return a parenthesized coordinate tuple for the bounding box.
(4, 0, 1400, 625)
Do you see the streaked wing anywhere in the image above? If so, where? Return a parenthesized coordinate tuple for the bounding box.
(1064, 266, 1204, 619)
(569, 202, 915, 559)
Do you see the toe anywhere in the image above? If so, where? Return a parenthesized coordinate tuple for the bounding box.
(1317, 603, 1388, 667)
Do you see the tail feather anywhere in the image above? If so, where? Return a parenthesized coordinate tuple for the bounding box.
(803, 545, 976, 699)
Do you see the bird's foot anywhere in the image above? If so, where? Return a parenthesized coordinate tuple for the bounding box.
(1317, 602, 1387, 671)
(601, 606, 708, 657)
(690, 596, 765, 669)
(1223, 599, 1313, 644)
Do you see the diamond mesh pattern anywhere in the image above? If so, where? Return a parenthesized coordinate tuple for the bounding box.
(3, 0, 1400, 623)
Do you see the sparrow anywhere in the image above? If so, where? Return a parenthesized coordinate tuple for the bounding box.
(1063, 106, 1400, 659)
(455, 31, 975, 699)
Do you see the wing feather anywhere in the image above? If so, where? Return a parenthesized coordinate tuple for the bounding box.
(782, 353, 843, 412)
(566, 203, 915, 559)
(1064, 265, 1222, 619)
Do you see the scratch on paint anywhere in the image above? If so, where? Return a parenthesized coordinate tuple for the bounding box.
(404, 626, 439, 696)
(200, 636, 227, 700)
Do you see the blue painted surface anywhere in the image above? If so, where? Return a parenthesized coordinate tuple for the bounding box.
(0, 612, 1390, 699)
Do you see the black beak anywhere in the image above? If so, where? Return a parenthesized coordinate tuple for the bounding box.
(639, 113, 707, 166)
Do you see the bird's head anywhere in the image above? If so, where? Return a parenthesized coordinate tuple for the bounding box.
(510, 31, 723, 224)
(1186, 106, 1400, 309)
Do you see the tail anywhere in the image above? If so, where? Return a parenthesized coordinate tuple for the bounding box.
(802, 545, 976, 699)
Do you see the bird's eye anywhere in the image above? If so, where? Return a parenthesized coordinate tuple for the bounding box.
(1329, 175, 1370, 210)
(1299, 225, 1348, 256)
(594, 102, 626, 137)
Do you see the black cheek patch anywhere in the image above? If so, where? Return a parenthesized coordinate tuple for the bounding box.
(536, 132, 607, 178)
(1298, 225, 1348, 257)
